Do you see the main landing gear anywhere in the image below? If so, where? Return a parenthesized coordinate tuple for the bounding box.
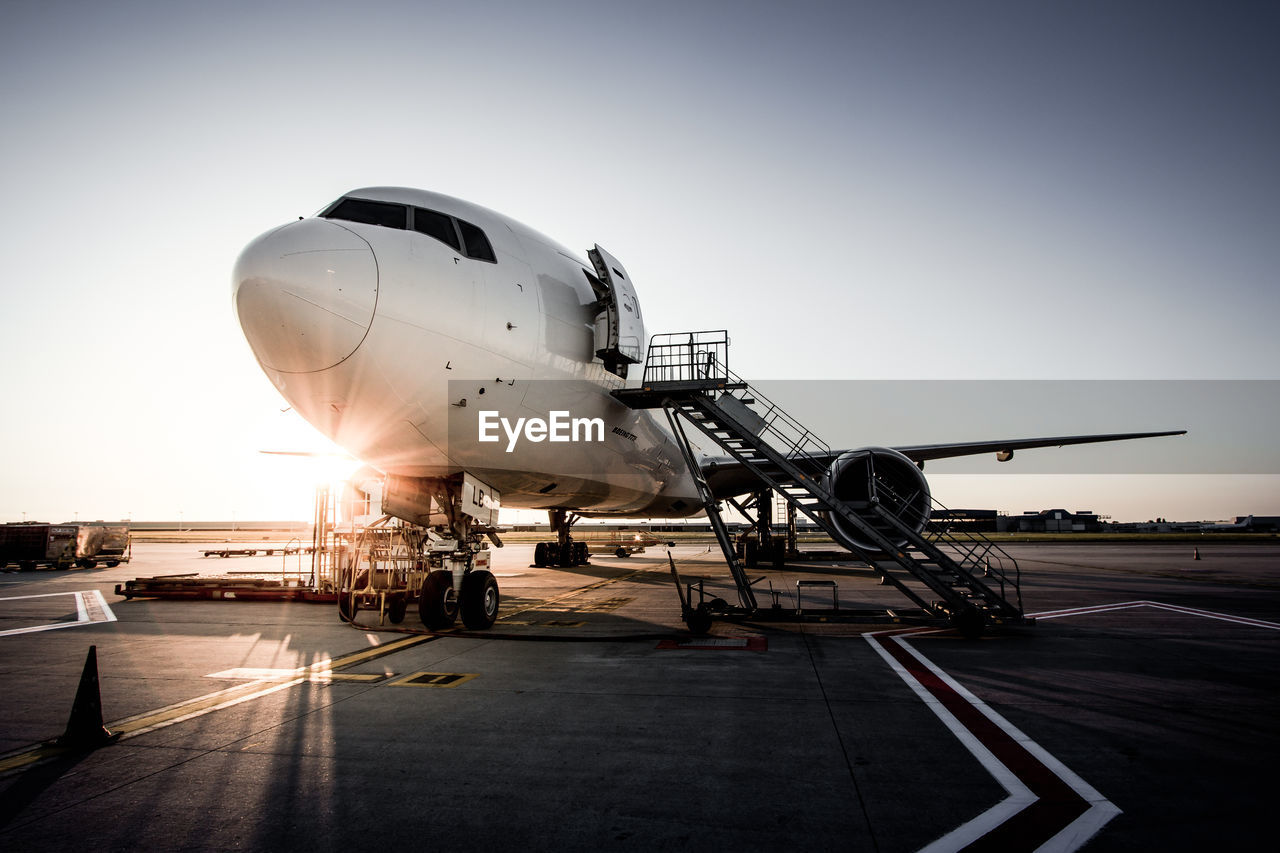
(532, 509, 590, 567)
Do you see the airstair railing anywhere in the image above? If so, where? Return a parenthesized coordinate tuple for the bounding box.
(868, 472, 1023, 614)
(642, 331, 733, 383)
(642, 331, 831, 463)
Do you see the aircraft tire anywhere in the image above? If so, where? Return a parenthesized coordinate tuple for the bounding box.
(460, 570, 499, 630)
(337, 566, 359, 622)
(387, 593, 407, 624)
(534, 542, 548, 567)
(419, 570, 458, 630)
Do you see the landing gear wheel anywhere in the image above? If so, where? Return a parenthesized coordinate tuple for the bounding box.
(534, 542, 548, 567)
(685, 603, 713, 636)
(558, 544, 574, 568)
(418, 570, 458, 629)
(387, 594, 407, 624)
(338, 567, 359, 622)
(951, 607, 986, 639)
(338, 592, 357, 623)
(574, 542, 588, 565)
(461, 570, 500, 630)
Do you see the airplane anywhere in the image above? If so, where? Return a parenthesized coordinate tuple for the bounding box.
(232, 187, 1184, 631)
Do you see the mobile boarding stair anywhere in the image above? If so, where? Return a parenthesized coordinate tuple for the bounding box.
(613, 331, 1029, 636)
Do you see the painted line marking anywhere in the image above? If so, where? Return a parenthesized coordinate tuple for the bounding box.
(386, 671, 477, 688)
(1031, 599, 1280, 630)
(0, 589, 117, 637)
(499, 568, 647, 621)
(874, 599, 1277, 852)
(205, 667, 389, 683)
(0, 633, 434, 774)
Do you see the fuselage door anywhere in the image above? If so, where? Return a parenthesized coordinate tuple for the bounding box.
(587, 244, 644, 378)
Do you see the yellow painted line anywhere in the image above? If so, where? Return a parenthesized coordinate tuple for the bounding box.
(498, 568, 647, 621)
(0, 634, 433, 775)
(386, 671, 478, 688)
(206, 668, 391, 683)
(313, 672, 388, 683)
(0, 743, 75, 773)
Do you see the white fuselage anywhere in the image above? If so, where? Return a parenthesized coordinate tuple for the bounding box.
(233, 187, 706, 516)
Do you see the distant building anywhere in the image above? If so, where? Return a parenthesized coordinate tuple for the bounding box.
(999, 509, 1103, 533)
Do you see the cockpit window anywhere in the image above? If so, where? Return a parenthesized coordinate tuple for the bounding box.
(457, 219, 496, 263)
(323, 198, 408, 229)
(412, 207, 461, 252)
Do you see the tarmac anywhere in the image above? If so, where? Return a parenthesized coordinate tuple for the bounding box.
(0, 540, 1276, 852)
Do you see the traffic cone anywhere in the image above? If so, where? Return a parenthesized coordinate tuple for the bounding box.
(1193, 547, 1201, 561)
(56, 646, 118, 749)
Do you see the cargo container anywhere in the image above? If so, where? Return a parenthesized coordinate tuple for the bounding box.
(0, 522, 131, 570)
(73, 523, 131, 567)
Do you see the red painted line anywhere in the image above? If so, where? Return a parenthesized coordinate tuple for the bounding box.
(871, 633, 1090, 851)
(871, 599, 1274, 850)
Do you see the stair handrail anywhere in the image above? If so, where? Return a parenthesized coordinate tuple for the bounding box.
(870, 476, 1022, 613)
(722, 364, 832, 461)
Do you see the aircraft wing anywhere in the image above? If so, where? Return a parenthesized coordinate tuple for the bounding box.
(700, 429, 1186, 498)
(891, 429, 1187, 463)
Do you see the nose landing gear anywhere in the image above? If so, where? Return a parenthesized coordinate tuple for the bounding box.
(339, 474, 503, 631)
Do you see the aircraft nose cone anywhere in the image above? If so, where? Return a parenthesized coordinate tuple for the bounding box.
(233, 219, 378, 373)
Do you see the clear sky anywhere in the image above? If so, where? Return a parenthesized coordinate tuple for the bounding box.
(1, 1, 1276, 523)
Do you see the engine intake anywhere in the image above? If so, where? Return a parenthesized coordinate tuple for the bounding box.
(822, 447, 931, 554)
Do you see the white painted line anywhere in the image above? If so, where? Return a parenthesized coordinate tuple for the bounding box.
(0, 589, 120, 637)
(1143, 601, 1280, 630)
(866, 631, 1035, 852)
(1031, 599, 1280, 630)
(1031, 601, 1148, 619)
(0, 591, 88, 601)
(874, 599, 1277, 851)
(90, 588, 118, 623)
(867, 627, 1120, 853)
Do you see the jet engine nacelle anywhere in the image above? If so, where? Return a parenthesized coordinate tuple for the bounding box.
(822, 447, 931, 554)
